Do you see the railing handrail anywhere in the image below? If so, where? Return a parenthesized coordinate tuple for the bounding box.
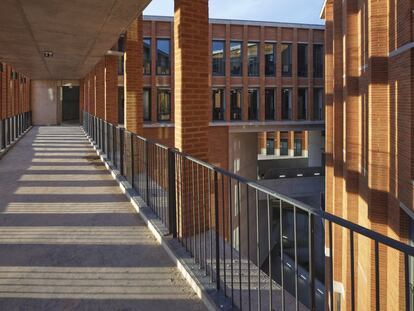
(84, 111, 414, 259)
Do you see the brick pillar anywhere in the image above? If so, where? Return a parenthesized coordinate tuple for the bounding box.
(302, 131, 308, 157)
(174, 0, 209, 160)
(124, 16, 143, 135)
(95, 59, 105, 119)
(273, 132, 280, 156)
(288, 131, 294, 156)
(105, 55, 118, 125)
(258, 132, 267, 155)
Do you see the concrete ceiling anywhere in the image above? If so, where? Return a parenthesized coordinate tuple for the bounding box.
(0, 0, 151, 80)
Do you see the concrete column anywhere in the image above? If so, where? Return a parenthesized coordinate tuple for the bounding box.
(124, 16, 143, 135)
(308, 130, 323, 167)
(174, 0, 209, 160)
(229, 132, 258, 180)
(274, 131, 280, 156)
(258, 132, 267, 155)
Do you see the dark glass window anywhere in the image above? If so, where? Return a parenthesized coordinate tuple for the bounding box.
(118, 35, 125, 52)
(297, 88, 308, 120)
(118, 35, 125, 76)
(280, 136, 288, 156)
(143, 88, 151, 122)
(156, 39, 170, 75)
(230, 89, 242, 121)
(298, 43, 308, 77)
(265, 88, 275, 120)
(230, 42, 242, 76)
(265, 43, 276, 76)
(313, 44, 324, 78)
(248, 43, 259, 76)
(294, 137, 302, 156)
(212, 41, 225, 76)
(313, 88, 324, 120)
(281, 43, 292, 77)
(248, 89, 259, 120)
(157, 89, 171, 121)
(282, 88, 292, 120)
(266, 137, 275, 155)
(143, 38, 151, 75)
(212, 89, 225, 121)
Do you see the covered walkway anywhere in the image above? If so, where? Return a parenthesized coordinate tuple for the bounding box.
(0, 126, 206, 311)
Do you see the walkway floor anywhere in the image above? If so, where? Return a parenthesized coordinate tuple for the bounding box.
(0, 126, 206, 311)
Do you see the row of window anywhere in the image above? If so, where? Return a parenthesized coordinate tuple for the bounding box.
(142, 87, 324, 123)
(266, 134, 303, 156)
(142, 38, 324, 79)
(212, 87, 324, 121)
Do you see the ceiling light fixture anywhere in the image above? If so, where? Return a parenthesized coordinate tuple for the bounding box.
(42, 51, 54, 58)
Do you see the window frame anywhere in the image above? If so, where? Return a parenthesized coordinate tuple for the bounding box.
(156, 38, 171, 76)
(281, 43, 292, 77)
(230, 41, 243, 77)
(248, 42, 260, 77)
(143, 88, 151, 122)
(265, 42, 276, 76)
(297, 43, 308, 78)
(212, 88, 225, 121)
(230, 88, 243, 121)
(157, 88, 171, 122)
(143, 38, 151, 76)
(212, 40, 226, 76)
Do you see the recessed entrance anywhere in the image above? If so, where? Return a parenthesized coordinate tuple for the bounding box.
(62, 86, 80, 124)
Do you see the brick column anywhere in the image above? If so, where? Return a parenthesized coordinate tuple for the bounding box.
(105, 55, 118, 125)
(95, 59, 105, 119)
(288, 131, 294, 156)
(258, 132, 267, 155)
(274, 131, 280, 156)
(174, 0, 209, 160)
(124, 16, 143, 135)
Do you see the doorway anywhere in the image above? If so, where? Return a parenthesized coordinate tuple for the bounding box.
(62, 86, 80, 124)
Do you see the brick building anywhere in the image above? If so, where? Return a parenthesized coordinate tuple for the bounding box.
(322, 0, 414, 309)
(113, 16, 325, 178)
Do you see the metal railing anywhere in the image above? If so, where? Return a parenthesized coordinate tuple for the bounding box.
(83, 111, 414, 311)
(0, 111, 32, 152)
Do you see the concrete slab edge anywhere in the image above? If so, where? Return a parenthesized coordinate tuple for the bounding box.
(81, 128, 221, 311)
(0, 127, 32, 160)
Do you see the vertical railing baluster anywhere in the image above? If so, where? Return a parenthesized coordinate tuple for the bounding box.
(350, 229, 355, 311)
(256, 189, 261, 311)
(266, 194, 272, 311)
(214, 171, 220, 290)
(309, 212, 316, 311)
(375, 240, 380, 311)
(294, 206, 298, 311)
(329, 221, 334, 311)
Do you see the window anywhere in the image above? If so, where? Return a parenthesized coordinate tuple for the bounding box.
(157, 89, 171, 121)
(298, 88, 308, 120)
(280, 135, 288, 156)
(248, 89, 259, 120)
(281, 43, 292, 77)
(313, 44, 324, 78)
(266, 137, 275, 155)
(298, 44, 308, 77)
(314, 88, 324, 120)
(230, 89, 242, 121)
(294, 136, 302, 156)
(282, 88, 292, 120)
(143, 88, 151, 122)
(248, 42, 259, 76)
(265, 43, 276, 76)
(265, 88, 275, 120)
(230, 42, 242, 76)
(118, 35, 125, 76)
(143, 38, 151, 75)
(212, 41, 225, 76)
(156, 39, 170, 75)
(212, 89, 225, 121)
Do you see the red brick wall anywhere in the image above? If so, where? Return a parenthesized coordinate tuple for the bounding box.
(325, 0, 414, 309)
(105, 55, 118, 125)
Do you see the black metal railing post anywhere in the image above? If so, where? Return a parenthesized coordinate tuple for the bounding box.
(214, 170, 220, 290)
(168, 148, 177, 237)
(130, 132, 134, 186)
(119, 127, 124, 175)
